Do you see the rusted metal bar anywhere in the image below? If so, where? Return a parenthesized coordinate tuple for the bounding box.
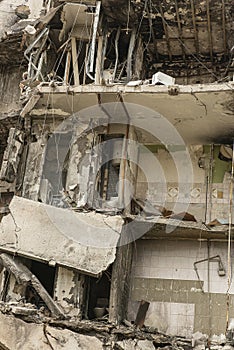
(190, 0, 199, 55)
(146, 5, 159, 61)
(206, 0, 213, 61)
(135, 301, 150, 328)
(175, 0, 186, 61)
(159, 3, 172, 61)
(222, 0, 228, 55)
(71, 37, 80, 86)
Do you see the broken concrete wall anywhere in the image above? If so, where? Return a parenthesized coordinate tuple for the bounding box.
(0, 65, 24, 206)
(128, 239, 234, 336)
(22, 133, 47, 200)
(0, 65, 23, 116)
(3, 272, 26, 303)
(0, 63, 21, 121)
(122, 125, 139, 211)
(54, 266, 84, 317)
(0, 128, 24, 184)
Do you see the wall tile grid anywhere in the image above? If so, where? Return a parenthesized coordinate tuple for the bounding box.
(136, 181, 231, 223)
(132, 240, 232, 294)
(143, 301, 195, 337)
(129, 239, 234, 335)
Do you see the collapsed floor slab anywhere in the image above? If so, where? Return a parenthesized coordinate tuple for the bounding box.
(0, 196, 123, 275)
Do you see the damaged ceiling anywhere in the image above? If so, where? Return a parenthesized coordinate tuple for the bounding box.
(101, 0, 234, 81)
(102, 0, 234, 57)
(0, 0, 233, 80)
(34, 84, 234, 144)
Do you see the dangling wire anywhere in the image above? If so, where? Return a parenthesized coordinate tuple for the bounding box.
(226, 141, 234, 331)
(126, 0, 131, 35)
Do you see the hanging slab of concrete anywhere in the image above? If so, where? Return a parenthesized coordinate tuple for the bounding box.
(0, 196, 123, 275)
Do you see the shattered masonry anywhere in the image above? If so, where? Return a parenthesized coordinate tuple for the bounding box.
(0, 0, 234, 349)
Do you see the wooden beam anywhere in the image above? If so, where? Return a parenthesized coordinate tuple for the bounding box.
(64, 50, 71, 85)
(135, 301, 150, 328)
(71, 37, 80, 86)
(127, 27, 137, 82)
(0, 253, 65, 318)
(95, 35, 104, 85)
(83, 43, 88, 85)
(20, 94, 41, 118)
(109, 228, 133, 324)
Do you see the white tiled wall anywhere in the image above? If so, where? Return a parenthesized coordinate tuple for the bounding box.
(145, 302, 195, 337)
(132, 240, 234, 294)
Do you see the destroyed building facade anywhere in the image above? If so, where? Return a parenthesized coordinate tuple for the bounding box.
(0, 0, 234, 348)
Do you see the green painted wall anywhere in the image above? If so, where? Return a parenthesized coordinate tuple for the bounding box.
(131, 277, 234, 335)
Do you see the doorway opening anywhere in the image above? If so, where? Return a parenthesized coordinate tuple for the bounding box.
(85, 265, 112, 320)
(25, 259, 56, 307)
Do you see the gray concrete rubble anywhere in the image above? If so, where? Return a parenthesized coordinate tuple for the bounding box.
(0, 308, 233, 350)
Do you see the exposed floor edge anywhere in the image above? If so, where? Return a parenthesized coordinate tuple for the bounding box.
(37, 82, 234, 95)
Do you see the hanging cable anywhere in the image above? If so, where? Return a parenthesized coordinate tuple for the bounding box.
(226, 141, 234, 330)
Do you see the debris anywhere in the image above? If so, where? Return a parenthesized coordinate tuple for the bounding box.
(152, 72, 175, 86)
(135, 301, 150, 328)
(192, 331, 208, 347)
(166, 212, 197, 222)
(0, 253, 65, 319)
(219, 145, 233, 162)
(208, 218, 229, 226)
(132, 198, 162, 216)
(15, 5, 31, 19)
(24, 25, 37, 36)
(11, 305, 37, 316)
(210, 334, 227, 346)
(127, 80, 143, 87)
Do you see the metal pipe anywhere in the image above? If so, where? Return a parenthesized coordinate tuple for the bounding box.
(207, 239, 212, 339)
(113, 27, 121, 81)
(24, 27, 49, 80)
(194, 254, 226, 293)
(87, 1, 101, 78)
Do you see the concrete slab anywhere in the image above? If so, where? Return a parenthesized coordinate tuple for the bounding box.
(0, 196, 123, 275)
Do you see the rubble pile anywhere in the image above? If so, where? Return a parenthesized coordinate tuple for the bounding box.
(0, 303, 234, 350)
